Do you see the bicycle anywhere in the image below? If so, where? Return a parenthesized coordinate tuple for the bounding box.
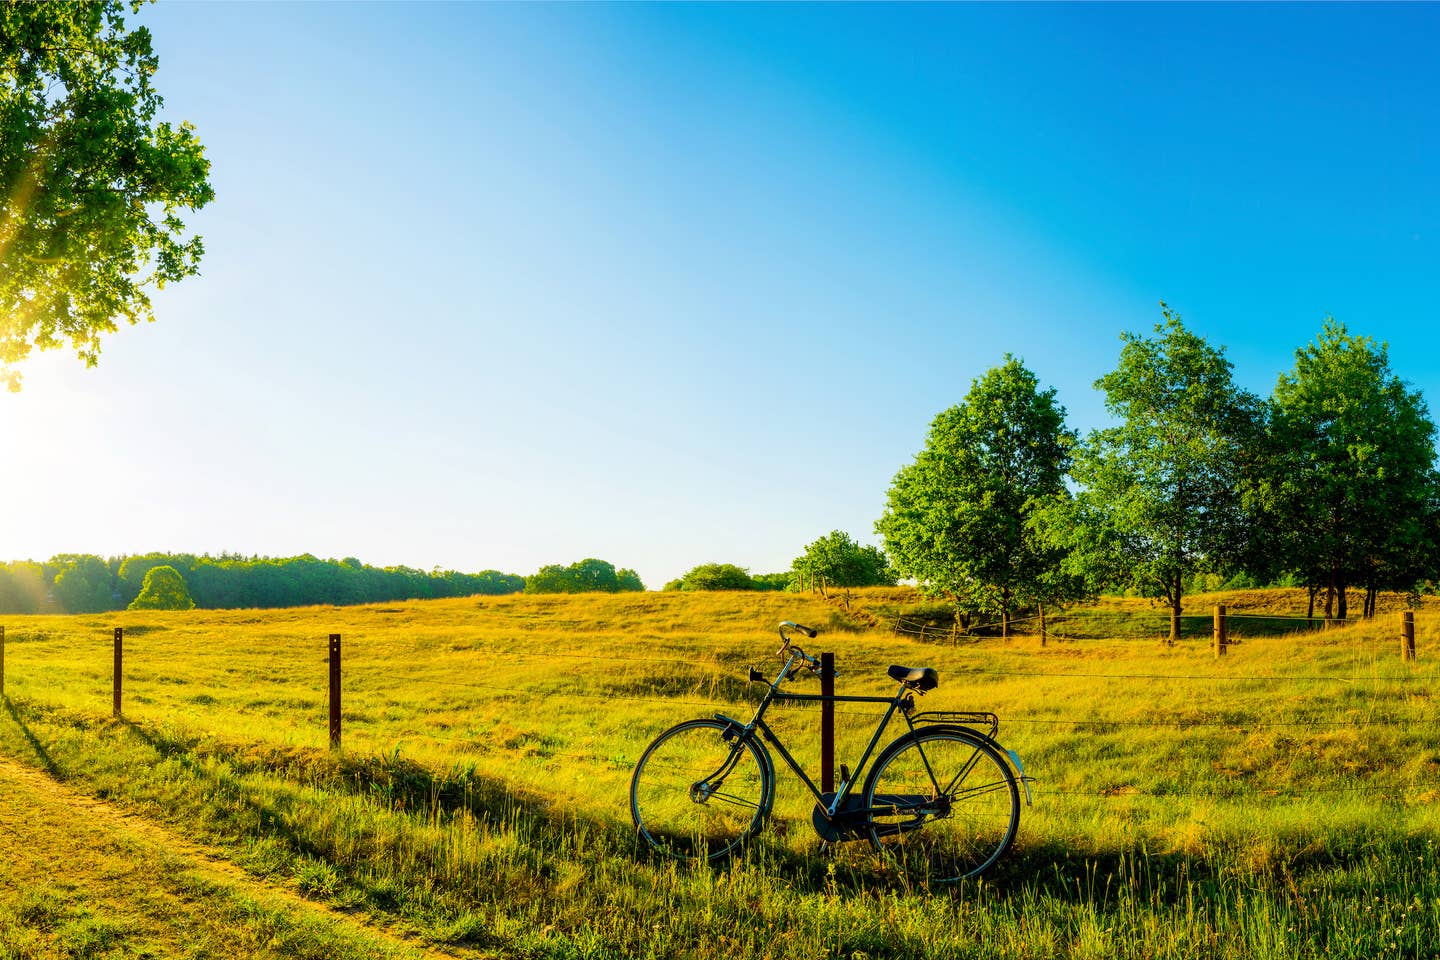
(629, 620, 1031, 881)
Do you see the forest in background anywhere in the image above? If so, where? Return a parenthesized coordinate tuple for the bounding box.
(0, 553, 524, 614)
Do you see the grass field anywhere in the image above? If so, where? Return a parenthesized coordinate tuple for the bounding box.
(1, 588, 1437, 958)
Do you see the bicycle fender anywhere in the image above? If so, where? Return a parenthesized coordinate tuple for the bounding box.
(901, 722, 1005, 754)
(711, 713, 749, 738)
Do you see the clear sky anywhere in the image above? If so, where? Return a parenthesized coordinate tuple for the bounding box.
(3, 2, 1438, 589)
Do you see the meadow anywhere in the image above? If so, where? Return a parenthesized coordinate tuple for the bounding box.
(0, 588, 1437, 959)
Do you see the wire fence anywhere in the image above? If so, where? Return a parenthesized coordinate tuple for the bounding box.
(883, 606, 1427, 645)
(0, 616, 1435, 810)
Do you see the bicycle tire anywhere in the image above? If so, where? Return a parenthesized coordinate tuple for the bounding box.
(861, 726, 1020, 882)
(630, 718, 773, 863)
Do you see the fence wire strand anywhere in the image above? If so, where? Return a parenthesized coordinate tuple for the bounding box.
(4, 613, 1437, 816)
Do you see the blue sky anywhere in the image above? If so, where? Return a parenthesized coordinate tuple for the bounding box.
(3, 2, 1437, 588)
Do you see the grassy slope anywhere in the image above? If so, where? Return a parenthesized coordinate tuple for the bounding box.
(1, 589, 1438, 959)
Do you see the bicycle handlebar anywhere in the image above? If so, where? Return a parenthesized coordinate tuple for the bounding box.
(776, 620, 828, 677)
(747, 622, 836, 684)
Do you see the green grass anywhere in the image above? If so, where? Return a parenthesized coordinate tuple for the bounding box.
(1, 589, 1438, 958)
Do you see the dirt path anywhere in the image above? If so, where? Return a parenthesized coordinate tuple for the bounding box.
(0, 753, 472, 960)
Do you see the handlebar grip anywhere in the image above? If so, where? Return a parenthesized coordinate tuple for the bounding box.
(794, 623, 818, 639)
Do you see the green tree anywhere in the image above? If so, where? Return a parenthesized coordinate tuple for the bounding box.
(1055, 307, 1259, 643)
(50, 554, 113, 612)
(1, 0, 213, 389)
(615, 568, 646, 592)
(1258, 320, 1440, 619)
(876, 356, 1076, 636)
(790, 530, 895, 593)
(127, 564, 194, 610)
(118, 552, 195, 606)
(524, 558, 631, 594)
(675, 563, 755, 591)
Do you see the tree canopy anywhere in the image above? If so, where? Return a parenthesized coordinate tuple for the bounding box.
(791, 530, 895, 592)
(1050, 308, 1260, 641)
(1, 0, 213, 389)
(666, 563, 755, 592)
(877, 356, 1075, 634)
(523, 559, 645, 594)
(127, 564, 194, 610)
(1257, 320, 1440, 619)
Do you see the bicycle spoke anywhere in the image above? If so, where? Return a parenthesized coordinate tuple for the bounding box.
(708, 791, 761, 810)
(939, 745, 984, 796)
(950, 779, 1012, 802)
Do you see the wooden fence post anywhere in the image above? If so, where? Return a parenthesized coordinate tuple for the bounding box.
(820, 652, 835, 793)
(1402, 611, 1416, 662)
(1213, 605, 1227, 658)
(113, 627, 123, 717)
(329, 634, 342, 749)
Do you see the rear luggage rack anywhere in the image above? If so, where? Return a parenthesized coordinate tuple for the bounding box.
(910, 710, 999, 739)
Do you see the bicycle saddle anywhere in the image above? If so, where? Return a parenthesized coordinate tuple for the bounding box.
(887, 665, 939, 692)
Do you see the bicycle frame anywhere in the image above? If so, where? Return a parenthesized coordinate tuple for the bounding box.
(715, 647, 937, 828)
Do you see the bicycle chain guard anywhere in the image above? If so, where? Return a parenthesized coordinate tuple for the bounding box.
(810, 793, 870, 842)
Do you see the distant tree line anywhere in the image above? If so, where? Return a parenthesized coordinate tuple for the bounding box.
(877, 310, 1440, 640)
(0, 553, 526, 614)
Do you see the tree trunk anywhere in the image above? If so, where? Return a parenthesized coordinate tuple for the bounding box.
(1337, 583, 1348, 621)
(1324, 572, 1335, 621)
(1306, 584, 1317, 625)
(1169, 585, 1181, 645)
(1039, 601, 1047, 648)
(1001, 587, 1011, 639)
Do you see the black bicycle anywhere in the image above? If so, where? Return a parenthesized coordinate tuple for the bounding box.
(629, 621, 1030, 881)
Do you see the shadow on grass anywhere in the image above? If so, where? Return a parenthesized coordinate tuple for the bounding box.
(3, 696, 61, 777)
(8, 700, 1432, 915)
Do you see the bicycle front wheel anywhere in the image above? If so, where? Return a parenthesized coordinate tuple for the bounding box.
(630, 718, 772, 863)
(863, 727, 1020, 882)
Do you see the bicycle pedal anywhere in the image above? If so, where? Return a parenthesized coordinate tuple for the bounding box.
(839, 764, 851, 786)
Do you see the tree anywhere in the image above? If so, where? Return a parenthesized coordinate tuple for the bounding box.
(790, 530, 895, 593)
(128, 564, 194, 610)
(1258, 320, 1440, 619)
(673, 563, 755, 591)
(1, 0, 214, 389)
(50, 554, 113, 612)
(876, 356, 1077, 636)
(615, 568, 646, 592)
(524, 558, 636, 594)
(1057, 307, 1259, 643)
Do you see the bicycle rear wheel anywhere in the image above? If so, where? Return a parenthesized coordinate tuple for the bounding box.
(862, 727, 1019, 882)
(630, 718, 772, 863)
